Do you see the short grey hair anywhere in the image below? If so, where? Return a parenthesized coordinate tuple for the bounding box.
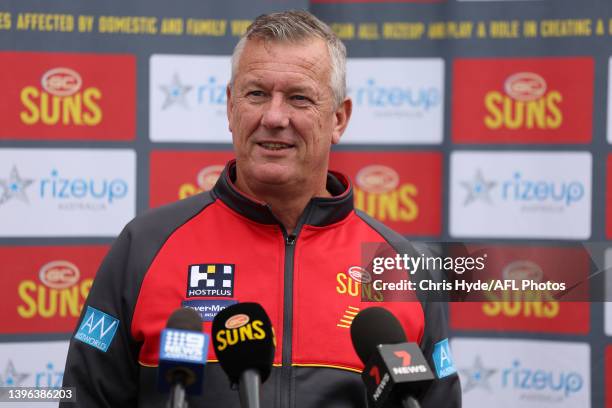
(230, 10, 347, 107)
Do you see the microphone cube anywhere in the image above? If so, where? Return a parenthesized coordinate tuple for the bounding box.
(158, 328, 209, 395)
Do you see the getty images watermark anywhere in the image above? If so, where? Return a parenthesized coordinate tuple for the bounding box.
(359, 242, 594, 302)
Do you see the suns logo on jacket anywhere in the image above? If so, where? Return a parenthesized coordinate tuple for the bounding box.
(336, 266, 383, 301)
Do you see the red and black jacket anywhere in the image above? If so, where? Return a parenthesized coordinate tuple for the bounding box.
(62, 160, 461, 408)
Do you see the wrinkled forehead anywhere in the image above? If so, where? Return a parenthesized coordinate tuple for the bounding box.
(235, 37, 332, 85)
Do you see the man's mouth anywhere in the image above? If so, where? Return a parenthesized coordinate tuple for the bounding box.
(258, 142, 294, 151)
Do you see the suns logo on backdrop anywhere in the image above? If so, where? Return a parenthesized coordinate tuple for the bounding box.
(449, 246, 590, 334)
(481, 260, 559, 318)
(20, 67, 102, 127)
(484, 72, 561, 131)
(149, 151, 235, 208)
(0, 52, 135, 140)
(452, 57, 593, 143)
(179, 165, 225, 199)
(354, 165, 418, 223)
(18, 260, 92, 320)
(330, 152, 442, 235)
(1, 246, 106, 334)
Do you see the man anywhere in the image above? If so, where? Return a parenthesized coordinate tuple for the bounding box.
(62, 10, 460, 407)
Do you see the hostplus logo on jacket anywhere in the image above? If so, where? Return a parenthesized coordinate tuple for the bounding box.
(186, 263, 235, 298)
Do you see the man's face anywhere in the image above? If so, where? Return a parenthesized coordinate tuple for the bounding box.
(227, 38, 351, 190)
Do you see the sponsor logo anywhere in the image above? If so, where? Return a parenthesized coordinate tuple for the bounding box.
(149, 151, 234, 208)
(348, 266, 372, 284)
(337, 305, 360, 329)
(0, 360, 29, 388)
(453, 58, 593, 143)
(452, 338, 590, 407)
(0, 166, 35, 205)
(450, 246, 589, 333)
(0, 149, 135, 237)
(149, 55, 232, 142)
(336, 268, 383, 301)
(160, 73, 193, 110)
(331, 151, 442, 235)
(187, 264, 235, 298)
(215, 319, 268, 352)
(21, 67, 102, 127)
(182, 299, 237, 322)
(225, 314, 250, 329)
(2, 246, 104, 334)
(0, 51, 135, 140)
(75, 306, 119, 352)
(0, 341, 68, 394)
(18, 260, 93, 320)
(178, 165, 225, 200)
(161, 329, 206, 361)
(344, 58, 444, 144)
(38, 260, 80, 289)
(391, 351, 428, 375)
(450, 152, 591, 239)
(461, 170, 585, 209)
(432, 339, 456, 379)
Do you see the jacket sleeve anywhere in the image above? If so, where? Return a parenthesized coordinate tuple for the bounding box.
(418, 299, 462, 408)
(60, 225, 141, 407)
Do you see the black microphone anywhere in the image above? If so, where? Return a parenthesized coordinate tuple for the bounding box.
(158, 308, 209, 408)
(211, 302, 275, 408)
(351, 307, 434, 408)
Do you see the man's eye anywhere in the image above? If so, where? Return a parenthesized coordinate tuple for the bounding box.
(291, 95, 311, 103)
(247, 90, 265, 97)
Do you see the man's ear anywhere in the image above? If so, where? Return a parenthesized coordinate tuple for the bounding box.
(331, 97, 352, 145)
(226, 85, 233, 132)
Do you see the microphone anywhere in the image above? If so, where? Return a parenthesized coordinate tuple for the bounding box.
(211, 302, 275, 408)
(158, 308, 209, 408)
(350, 307, 434, 408)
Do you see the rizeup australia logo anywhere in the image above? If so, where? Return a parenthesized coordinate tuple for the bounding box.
(159, 74, 226, 110)
(0, 166, 34, 206)
(461, 169, 584, 211)
(350, 78, 441, 115)
(459, 356, 583, 402)
(0, 165, 128, 210)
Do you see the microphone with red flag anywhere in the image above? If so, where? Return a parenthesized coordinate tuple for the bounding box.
(350, 307, 434, 408)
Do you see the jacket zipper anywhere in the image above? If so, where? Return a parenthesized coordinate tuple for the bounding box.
(280, 230, 297, 408)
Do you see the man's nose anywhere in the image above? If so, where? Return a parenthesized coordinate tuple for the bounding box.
(261, 94, 290, 129)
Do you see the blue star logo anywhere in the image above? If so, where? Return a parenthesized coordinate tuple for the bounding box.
(460, 169, 497, 206)
(459, 355, 497, 393)
(160, 73, 193, 110)
(0, 361, 29, 396)
(0, 166, 34, 205)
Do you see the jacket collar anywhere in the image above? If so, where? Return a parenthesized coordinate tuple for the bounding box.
(212, 160, 354, 227)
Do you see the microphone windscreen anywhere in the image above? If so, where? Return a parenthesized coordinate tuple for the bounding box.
(211, 302, 275, 384)
(350, 307, 407, 364)
(166, 307, 203, 331)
